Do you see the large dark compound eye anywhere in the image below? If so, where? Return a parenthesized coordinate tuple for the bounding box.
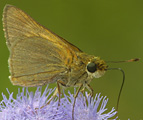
(87, 62, 97, 73)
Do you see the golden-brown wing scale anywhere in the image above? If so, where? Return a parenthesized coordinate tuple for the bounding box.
(3, 5, 107, 88)
(3, 5, 82, 87)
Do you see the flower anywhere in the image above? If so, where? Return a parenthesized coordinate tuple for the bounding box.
(0, 85, 117, 120)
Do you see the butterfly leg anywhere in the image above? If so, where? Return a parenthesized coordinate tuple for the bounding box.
(80, 87, 85, 94)
(57, 81, 61, 106)
(39, 81, 62, 110)
(72, 84, 83, 120)
(39, 87, 58, 109)
(50, 81, 63, 106)
(85, 84, 94, 97)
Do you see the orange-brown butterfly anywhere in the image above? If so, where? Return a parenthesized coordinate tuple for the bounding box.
(2, 4, 139, 120)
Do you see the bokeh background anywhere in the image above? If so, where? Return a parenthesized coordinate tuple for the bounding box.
(0, 0, 143, 119)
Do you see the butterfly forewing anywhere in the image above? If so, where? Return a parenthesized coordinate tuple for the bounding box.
(3, 5, 81, 87)
(3, 5, 82, 52)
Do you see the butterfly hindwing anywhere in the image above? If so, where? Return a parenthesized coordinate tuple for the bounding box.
(3, 5, 82, 87)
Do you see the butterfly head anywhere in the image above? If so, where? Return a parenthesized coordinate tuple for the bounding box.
(86, 57, 108, 78)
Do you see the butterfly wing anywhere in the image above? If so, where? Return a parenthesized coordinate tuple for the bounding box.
(3, 5, 82, 87)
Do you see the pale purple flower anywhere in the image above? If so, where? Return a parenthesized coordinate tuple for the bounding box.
(0, 85, 117, 120)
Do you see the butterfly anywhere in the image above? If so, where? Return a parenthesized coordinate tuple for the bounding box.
(2, 4, 139, 120)
(3, 4, 107, 92)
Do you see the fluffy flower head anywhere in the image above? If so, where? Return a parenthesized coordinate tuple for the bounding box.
(0, 85, 117, 120)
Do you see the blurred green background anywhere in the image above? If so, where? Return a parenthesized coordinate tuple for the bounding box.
(0, 0, 143, 119)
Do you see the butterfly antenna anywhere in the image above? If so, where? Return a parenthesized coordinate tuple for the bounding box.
(106, 58, 140, 63)
(107, 68, 125, 116)
(105, 58, 139, 117)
